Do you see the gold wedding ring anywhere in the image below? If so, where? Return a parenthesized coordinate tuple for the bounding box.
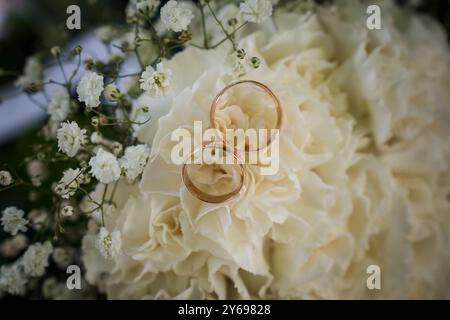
(182, 80, 282, 204)
(210, 80, 283, 151)
(181, 142, 246, 204)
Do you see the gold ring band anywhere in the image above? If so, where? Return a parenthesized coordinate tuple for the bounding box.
(209, 80, 283, 152)
(181, 142, 246, 204)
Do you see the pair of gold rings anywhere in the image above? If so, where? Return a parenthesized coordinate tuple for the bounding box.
(181, 80, 282, 204)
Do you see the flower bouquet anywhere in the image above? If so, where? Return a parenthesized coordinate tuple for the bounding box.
(0, 0, 450, 300)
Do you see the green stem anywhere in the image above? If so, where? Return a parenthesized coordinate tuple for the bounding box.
(199, 0, 209, 49)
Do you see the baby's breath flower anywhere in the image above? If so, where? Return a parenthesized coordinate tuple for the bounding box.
(56, 168, 82, 199)
(112, 142, 123, 157)
(52, 248, 73, 269)
(136, 0, 160, 14)
(50, 46, 61, 57)
(240, 0, 273, 24)
(76, 71, 104, 108)
(0, 265, 27, 296)
(91, 117, 100, 128)
(95, 227, 121, 259)
(160, 0, 194, 32)
(57, 121, 87, 157)
(89, 149, 121, 184)
(48, 89, 71, 121)
(27, 160, 47, 180)
(61, 206, 74, 217)
(15, 56, 43, 90)
(1, 207, 28, 236)
(31, 176, 42, 187)
(0, 234, 28, 258)
(90, 132, 103, 144)
(95, 26, 117, 43)
(120, 144, 150, 183)
(0, 171, 13, 186)
(250, 56, 261, 68)
(22, 241, 53, 277)
(28, 209, 48, 231)
(103, 84, 121, 102)
(139, 62, 172, 97)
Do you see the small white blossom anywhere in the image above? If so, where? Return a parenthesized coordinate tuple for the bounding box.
(240, 0, 273, 24)
(61, 206, 74, 217)
(0, 265, 27, 296)
(160, 0, 194, 32)
(27, 160, 47, 180)
(56, 168, 82, 199)
(111, 142, 123, 157)
(28, 209, 49, 230)
(103, 84, 121, 101)
(89, 149, 121, 184)
(139, 62, 172, 97)
(0, 171, 13, 186)
(52, 248, 73, 269)
(76, 71, 104, 108)
(48, 89, 71, 121)
(90, 132, 104, 144)
(95, 227, 121, 259)
(22, 241, 53, 277)
(136, 0, 160, 14)
(57, 121, 87, 157)
(1, 207, 28, 236)
(0, 234, 28, 258)
(42, 120, 60, 141)
(96, 26, 117, 43)
(15, 56, 43, 89)
(127, 0, 160, 19)
(120, 144, 150, 182)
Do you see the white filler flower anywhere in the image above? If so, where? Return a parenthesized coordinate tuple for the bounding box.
(52, 247, 73, 268)
(0, 265, 27, 296)
(47, 88, 71, 122)
(89, 149, 121, 184)
(57, 121, 87, 157)
(160, 0, 194, 32)
(15, 56, 43, 89)
(120, 144, 150, 182)
(56, 168, 81, 199)
(22, 241, 53, 277)
(76, 71, 104, 108)
(1, 207, 28, 236)
(136, 0, 160, 14)
(139, 62, 172, 97)
(0, 171, 14, 186)
(95, 227, 122, 259)
(240, 0, 273, 24)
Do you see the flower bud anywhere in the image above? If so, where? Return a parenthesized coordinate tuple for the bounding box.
(61, 206, 74, 217)
(73, 46, 83, 55)
(51, 46, 61, 57)
(236, 49, 246, 60)
(104, 84, 121, 102)
(91, 117, 100, 127)
(112, 142, 123, 157)
(251, 56, 261, 69)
